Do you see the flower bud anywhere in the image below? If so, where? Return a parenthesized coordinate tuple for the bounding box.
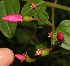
(56, 32, 64, 42)
(15, 54, 25, 62)
(2, 14, 23, 22)
(31, 2, 36, 8)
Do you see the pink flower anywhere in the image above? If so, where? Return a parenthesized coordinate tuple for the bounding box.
(15, 54, 25, 62)
(2, 14, 23, 22)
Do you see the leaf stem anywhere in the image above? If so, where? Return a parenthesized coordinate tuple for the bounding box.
(44, 1, 70, 11)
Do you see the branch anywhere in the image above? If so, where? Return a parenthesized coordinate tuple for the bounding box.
(44, 1, 70, 11)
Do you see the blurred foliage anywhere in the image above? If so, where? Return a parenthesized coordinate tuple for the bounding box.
(0, 0, 70, 66)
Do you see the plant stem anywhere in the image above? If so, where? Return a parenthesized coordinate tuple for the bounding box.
(52, 3, 55, 32)
(44, 1, 70, 11)
(51, 3, 55, 45)
(55, 0, 57, 4)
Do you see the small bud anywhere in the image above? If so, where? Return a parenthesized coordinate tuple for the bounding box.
(56, 32, 64, 42)
(15, 54, 25, 62)
(31, 2, 36, 8)
(2, 14, 22, 22)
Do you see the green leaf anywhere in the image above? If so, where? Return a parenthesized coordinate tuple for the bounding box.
(21, 0, 43, 3)
(54, 20, 70, 50)
(21, 0, 46, 16)
(37, 11, 49, 26)
(21, 0, 49, 26)
(0, 0, 20, 38)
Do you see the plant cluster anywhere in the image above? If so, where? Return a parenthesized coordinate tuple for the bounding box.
(0, 0, 70, 66)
